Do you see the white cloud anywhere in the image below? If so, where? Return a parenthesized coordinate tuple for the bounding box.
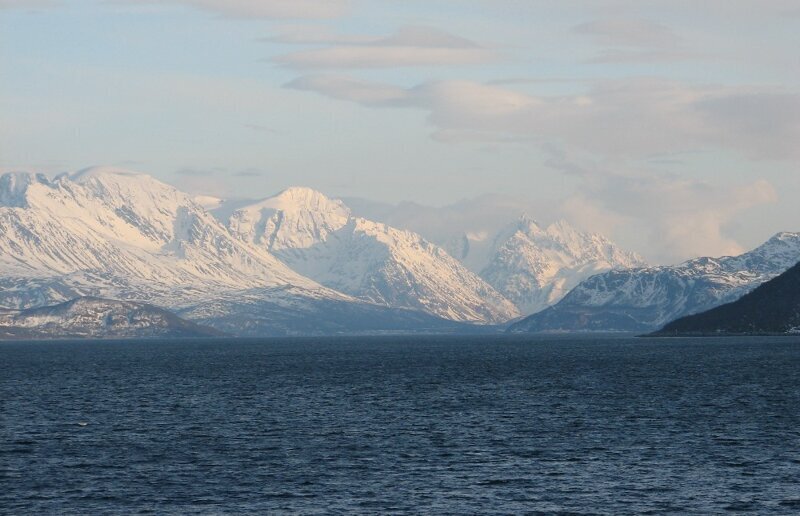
(545, 147, 778, 262)
(574, 18, 679, 48)
(584, 48, 697, 64)
(572, 17, 700, 63)
(288, 75, 800, 161)
(288, 73, 793, 262)
(0, 0, 57, 8)
(287, 75, 408, 106)
(264, 24, 374, 45)
(124, 0, 349, 19)
(561, 168, 778, 263)
(273, 26, 496, 68)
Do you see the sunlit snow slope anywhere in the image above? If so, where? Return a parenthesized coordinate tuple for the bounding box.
(224, 187, 519, 324)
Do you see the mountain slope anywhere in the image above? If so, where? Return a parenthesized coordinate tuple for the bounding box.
(651, 261, 800, 336)
(0, 169, 328, 308)
(509, 232, 800, 333)
(479, 217, 645, 314)
(0, 170, 521, 334)
(0, 297, 221, 339)
(223, 187, 519, 324)
(0, 170, 421, 336)
(344, 196, 644, 314)
(179, 287, 484, 337)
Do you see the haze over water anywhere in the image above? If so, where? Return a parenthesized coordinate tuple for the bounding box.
(2, 336, 800, 514)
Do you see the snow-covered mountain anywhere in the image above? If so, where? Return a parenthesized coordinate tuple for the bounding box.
(222, 187, 519, 324)
(651, 259, 800, 336)
(0, 168, 319, 304)
(509, 232, 800, 333)
(0, 297, 220, 339)
(344, 196, 645, 315)
(344, 194, 548, 271)
(0, 169, 519, 334)
(0, 170, 457, 335)
(478, 216, 645, 314)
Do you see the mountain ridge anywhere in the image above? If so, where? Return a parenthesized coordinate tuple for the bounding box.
(651, 260, 800, 336)
(223, 188, 519, 323)
(5, 167, 785, 337)
(0, 296, 222, 339)
(509, 231, 800, 333)
(479, 215, 645, 314)
(0, 169, 522, 332)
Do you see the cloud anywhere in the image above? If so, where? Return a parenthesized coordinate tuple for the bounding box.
(273, 26, 496, 68)
(123, 0, 349, 19)
(176, 167, 218, 176)
(545, 147, 778, 262)
(584, 48, 697, 64)
(287, 75, 408, 106)
(264, 24, 374, 45)
(694, 92, 800, 160)
(233, 168, 264, 177)
(243, 123, 278, 134)
(573, 18, 698, 63)
(561, 168, 778, 263)
(177, 166, 263, 178)
(0, 0, 57, 8)
(574, 18, 680, 48)
(287, 75, 800, 161)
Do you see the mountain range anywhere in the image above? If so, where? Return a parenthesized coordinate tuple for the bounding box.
(222, 187, 518, 324)
(509, 232, 800, 333)
(0, 167, 645, 336)
(478, 217, 644, 314)
(2, 167, 796, 338)
(344, 195, 645, 314)
(652, 260, 800, 336)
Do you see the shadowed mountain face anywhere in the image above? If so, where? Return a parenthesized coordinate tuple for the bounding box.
(509, 232, 800, 333)
(652, 261, 800, 336)
(0, 297, 221, 339)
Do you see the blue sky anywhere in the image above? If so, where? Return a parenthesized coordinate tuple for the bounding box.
(1, 0, 799, 263)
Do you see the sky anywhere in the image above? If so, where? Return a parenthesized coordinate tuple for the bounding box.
(1, 0, 799, 264)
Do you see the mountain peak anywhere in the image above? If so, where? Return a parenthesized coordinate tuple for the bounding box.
(737, 231, 800, 256)
(226, 186, 352, 253)
(517, 213, 542, 230)
(242, 186, 352, 222)
(546, 219, 578, 234)
(480, 214, 645, 314)
(770, 231, 800, 243)
(67, 166, 183, 199)
(265, 186, 346, 211)
(70, 166, 150, 182)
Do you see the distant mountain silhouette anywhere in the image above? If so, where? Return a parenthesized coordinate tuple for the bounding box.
(651, 261, 800, 336)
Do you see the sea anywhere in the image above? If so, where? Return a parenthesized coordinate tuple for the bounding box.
(2, 335, 800, 514)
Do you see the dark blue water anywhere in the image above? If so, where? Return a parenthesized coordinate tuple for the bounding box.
(2, 336, 800, 514)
